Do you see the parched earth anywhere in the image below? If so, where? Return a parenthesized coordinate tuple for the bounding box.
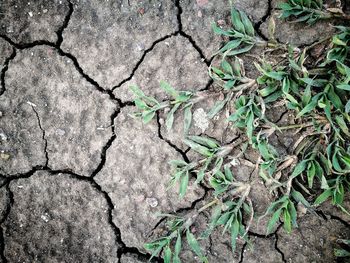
(0, 0, 349, 263)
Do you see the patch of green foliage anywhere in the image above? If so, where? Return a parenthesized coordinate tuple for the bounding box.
(130, 2, 350, 262)
(279, 0, 350, 24)
(335, 239, 350, 258)
(144, 214, 208, 263)
(212, 8, 256, 56)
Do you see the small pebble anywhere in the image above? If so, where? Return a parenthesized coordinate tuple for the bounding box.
(56, 129, 65, 136)
(0, 133, 8, 141)
(28, 11, 33, 17)
(40, 213, 50, 222)
(0, 153, 10, 160)
(217, 19, 225, 26)
(146, 197, 158, 208)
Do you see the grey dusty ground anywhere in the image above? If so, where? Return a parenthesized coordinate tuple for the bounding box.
(0, 0, 349, 263)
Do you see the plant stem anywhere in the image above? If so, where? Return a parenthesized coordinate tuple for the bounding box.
(198, 199, 219, 213)
(304, 35, 332, 51)
(277, 123, 311, 130)
(277, 119, 328, 131)
(323, 12, 350, 21)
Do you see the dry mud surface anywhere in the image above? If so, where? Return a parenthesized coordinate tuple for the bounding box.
(0, 0, 349, 262)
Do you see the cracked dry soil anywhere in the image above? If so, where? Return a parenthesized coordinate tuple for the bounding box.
(0, 0, 349, 262)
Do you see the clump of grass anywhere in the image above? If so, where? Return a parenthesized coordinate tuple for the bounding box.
(144, 214, 208, 263)
(279, 0, 350, 24)
(130, 3, 350, 262)
(212, 8, 257, 56)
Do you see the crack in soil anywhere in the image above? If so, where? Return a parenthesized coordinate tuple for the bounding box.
(56, 48, 119, 102)
(274, 232, 287, 263)
(175, 0, 211, 66)
(0, 167, 162, 262)
(56, 0, 74, 47)
(0, 37, 177, 261)
(316, 209, 350, 228)
(1, 1, 348, 262)
(30, 106, 49, 167)
(244, 224, 287, 263)
(238, 241, 248, 263)
(0, 47, 16, 96)
(0, 32, 120, 105)
(178, 31, 211, 66)
(156, 112, 190, 163)
(248, 223, 281, 239)
(90, 107, 120, 178)
(110, 30, 211, 96)
(200, 78, 214, 92)
(0, 0, 73, 48)
(111, 33, 177, 91)
(253, 0, 272, 41)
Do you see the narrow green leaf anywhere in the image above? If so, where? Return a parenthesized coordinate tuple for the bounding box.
(291, 160, 307, 178)
(231, 217, 240, 252)
(175, 231, 182, 258)
(164, 246, 172, 263)
(239, 11, 255, 36)
(183, 139, 212, 157)
(300, 78, 327, 87)
(129, 85, 145, 97)
(176, 92, 193, 103)
(186, 230, 206, 261)
(336, 84, 350, 91)
(335, 115, 350, 136)
(302, 83, 312, 106)
(189, 136, 219, 149)
(166, 103, 180, 131)
(334, 249, 350, 257)
(267, 208, 282, 235)
(160, 81, 178, 98)
(246, 109, 255, 140)
(283, 209, 292, 233)
(208, 99, 227, 119)
(297, 94, 321, 117)
(231, 8, 245, 33)
(142, 111, 156, 124)
(218, 39, 242, 54)
(227, 44, 254, 56)
(196, 158, 211, 183)
(179, 171, 189, 198)
(307, 161, 316, 188)
(212, 23, 234, 36)
(265, 71, 286, 81)
(346, 100, 350, 113)
(224, 165, 234, 182)
(134, 98, 148, 110)
(314, 189, 333, 205)
(291, 189, 311, 207)
(169, 159, 188, 167)
(183, 104, 193, 135)
(221, 60, 233, 74)
(217, 212, 231, 225)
